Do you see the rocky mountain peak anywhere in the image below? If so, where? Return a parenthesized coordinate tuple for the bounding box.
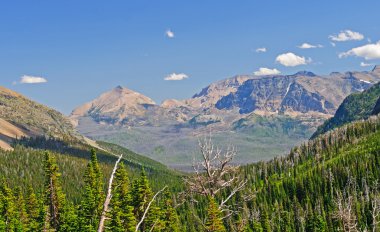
(161, 99, 186, 108)
(70, 86, 156, 125)
(294, 71, 317, 77)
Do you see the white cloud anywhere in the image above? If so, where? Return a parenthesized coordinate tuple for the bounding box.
(253, 67, 281, 76)
(339, 41, 380, 60)
(275, 52, 311, 67)
(164, 73, 188, 81)
(165, 29, 174, 38)
(360, 62, 374, 67)
(330, 42, 336, 47)
(255, 47, 267, 53)
(329, 30, 364, 42)
(298, 43, 323, 49)
(19, 75, 47, 84)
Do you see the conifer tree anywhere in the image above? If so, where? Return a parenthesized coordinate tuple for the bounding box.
(132, 169, 154, 231)
(205, 197, 226, 232)
(0, 180, 17, 231)
(14, 187, 28, 230)
(78, 149, 104, 231)
(26, 186, 43, 231)
(108, 163, 136, 232)
(160, 190, 180, 232)
(260, 207, 271, 232)
(43, 152, 66, 231)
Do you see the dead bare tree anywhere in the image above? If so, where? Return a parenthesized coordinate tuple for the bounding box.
(184, 136, 251, 216)
(97, 154, 123, 232)
(333, 175, 359, 232)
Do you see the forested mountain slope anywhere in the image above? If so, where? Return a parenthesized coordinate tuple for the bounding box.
(311, 81, 380, 138)
(1, 113, 379, 231)
(229, 115, 380, 231)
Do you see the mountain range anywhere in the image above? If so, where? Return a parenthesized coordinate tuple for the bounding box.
(70, 66, 380, 169)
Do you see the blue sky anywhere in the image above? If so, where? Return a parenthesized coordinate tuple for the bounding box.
(1, 1, 380, 114)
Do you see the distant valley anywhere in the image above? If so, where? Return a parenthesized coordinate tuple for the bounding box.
(70, 66, 380, 170)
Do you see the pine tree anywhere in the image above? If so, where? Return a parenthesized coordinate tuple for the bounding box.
(252, 220, 263, 232)
(108, 163, 136, 232)
(14, 187, 28, 230)
(132, 169, 154, 231)
(260, 207, 271, 232)
(78, 149, 104, 231)
(160, 190, 180, 232)
(0, 180, 17, 231)
(205, 197, 226, 232)
(43, 151, 66, 231)
(26, 186, 43, 231)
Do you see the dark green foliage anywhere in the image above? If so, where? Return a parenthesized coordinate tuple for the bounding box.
(78, 149, 105, 231)
(0, 146, 184, 231)
(235, 115, 380, 231)
(312, 82, 380, 138)
(107, 163, 136, 232)
(160, 190, 180, 232)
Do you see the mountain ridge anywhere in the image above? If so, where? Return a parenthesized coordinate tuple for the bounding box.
(70, 66, 380, 168)
(311, 81, 380, 138)
(0, 86, 85, 150)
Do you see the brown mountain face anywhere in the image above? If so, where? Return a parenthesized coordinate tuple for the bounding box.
(70, 66, 380, 168)
(0, 86, 83, 150)
(70, 85, 156, 126)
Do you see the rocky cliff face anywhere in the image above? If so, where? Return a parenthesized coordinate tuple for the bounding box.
(214, 71, 377, 116)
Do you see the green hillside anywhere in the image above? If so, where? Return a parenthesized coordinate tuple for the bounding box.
(311, 82, 380, 138)
(0, 141, 182, 203)
(1, 114, 380, 231)
(230, 115, 380, 231)
(372, 97, 380, 115)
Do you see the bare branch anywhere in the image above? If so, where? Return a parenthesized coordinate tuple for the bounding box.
(135, 186, 167, 232)
(219, 180, 247, 210)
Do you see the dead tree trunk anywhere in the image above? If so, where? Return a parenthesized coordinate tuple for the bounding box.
(97, 154, 123, 232)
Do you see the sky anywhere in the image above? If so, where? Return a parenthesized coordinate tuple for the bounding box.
(1, 1, 380, 114)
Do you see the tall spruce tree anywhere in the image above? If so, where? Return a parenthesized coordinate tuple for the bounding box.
(205, 197, 226, 232)
(160, 190, 180, 232)
(132, 169, 154, 231)
(43, 152, 66, 231)
(0, 180, 18, 231)
(107, 163, 136, 232)
(26, 185, 43, 231)
(78, 149, 105, 231)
